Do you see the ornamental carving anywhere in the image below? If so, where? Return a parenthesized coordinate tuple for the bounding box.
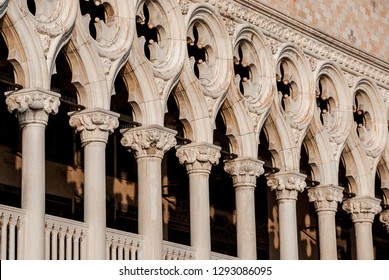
(0, 0, 9, 18)
(308, 185, 343, 212)
(176, 143, 221, 173)
(224, 158, 264, 187)
(379, 209, 389, 233)
(69, 109, 119, 144)
(121, 125, 177, 158)
(342, 197, 382, 223)
(267, 172, 307, 200)
(5, 88, 60, 125)
(205, 0, 388, 86)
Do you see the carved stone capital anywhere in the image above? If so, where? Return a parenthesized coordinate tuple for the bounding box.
(266, 172, 307, 200)
(69, 109, 119, 145)
(224, 158, 264, 188)
(379, 209, 389, 233)
(5, 88, 60, 126)
(176, 143, 221, 174)
(342, 196, 382, 223)
(308, 185, 344, 212)
(121, 125, 177, 159)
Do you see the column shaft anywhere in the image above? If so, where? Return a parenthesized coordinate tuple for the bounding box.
(137, 156, 163, 260)
(235, 186, 256, 259)
(278, 198, 298, 259)
(354, 222, 374, 260)
(317, 211, 337, 259)
(21, 123, 46, 259)
(84, 142, 107, 259)
(189, 171, 211, 259)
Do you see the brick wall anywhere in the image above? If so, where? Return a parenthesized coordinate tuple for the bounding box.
(257, 0, 389, 62)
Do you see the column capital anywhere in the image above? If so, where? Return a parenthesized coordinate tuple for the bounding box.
(379, 209, 389, 233)
(266, 172, 307, 200)
(308, 185, 344, 212)
(176, 143, 221, 174)
(342, 196, 382, 223)
(69, 108, 119, 145)
(5, 88, 60, 126)
(224, 157, 264, 188)
(121, 124, 177, 159)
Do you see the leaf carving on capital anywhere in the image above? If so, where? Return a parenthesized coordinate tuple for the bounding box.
(342, 197, 382, 223)
(69, 111, 119, 144)
(379, 209, 389, 233)
(224, 159, 264, 186)
(6, 90, 60, 125)
(121, 127, 177, 158)
(308, 185, 343, 211)
(267, 174, 307, 200)
(176, 145, 221, 173)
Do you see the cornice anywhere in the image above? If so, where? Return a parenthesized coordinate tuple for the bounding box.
(204, 0, 389, 88)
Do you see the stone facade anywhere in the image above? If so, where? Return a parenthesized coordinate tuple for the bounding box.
(0, 0, 388, 260)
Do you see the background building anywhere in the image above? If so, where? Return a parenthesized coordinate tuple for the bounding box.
(0, 0, 388, 260)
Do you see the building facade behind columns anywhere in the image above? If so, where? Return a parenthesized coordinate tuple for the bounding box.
(0, 0, 388, 260)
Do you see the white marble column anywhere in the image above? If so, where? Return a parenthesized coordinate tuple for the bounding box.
(5, 88, 60, 259)
(121, 124, 177, 260)
(379, 209, 389, 233)
(267, 172, 306, 260)
(308, 185, 343, 260)
(176, 143, 221, 260)
(342, 196, 381, 260)
(224, 158, 264, 260)
(69, 109, 119, 260)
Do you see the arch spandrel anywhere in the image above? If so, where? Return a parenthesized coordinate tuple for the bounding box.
(232, 24, 274, 134)
(135, 0, 186, 101)
(67, 0, 134, 109)
(182, 3, 233, 123)
(304, 61, 353, 185)
(3, 0, 77, 89)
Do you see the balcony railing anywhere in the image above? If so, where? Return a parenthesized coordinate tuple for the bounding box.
(0, 204, 238, 260)
(0, 205, 25, 260)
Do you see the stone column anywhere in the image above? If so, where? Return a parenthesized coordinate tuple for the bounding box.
(307, 185, 343, 260)
(176, 143, 221, 260)
(69, 109, 119, 259)
(121, 124, 177, 259)
(5, 88, 60, 259)
(267, 172, 306, 260)
(379, 209, 389, 233)
(342, 196, 381, 260)
(224, 158, 264, 259)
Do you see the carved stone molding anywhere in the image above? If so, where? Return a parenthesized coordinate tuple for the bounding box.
(266, 172, 307, 200)
(204, 0, 389, 86)
(308, 185, 343, 212)
(121, 124, 177, 159)
(176, 143, 221, 174)
(379, 209, 389, 233)
(224, 157, 264, 187)
(69, 109, 119, 145)
(342, 196, 382, 223)
(0, 0, 9, 18)
(5, 88, 60, 126)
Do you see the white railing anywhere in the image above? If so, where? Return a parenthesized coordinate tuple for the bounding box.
(45, 215, 88, 260)
(0, 205, 25, 260)
(163, 241, 195, 260)
(211, 251, 239, 260)
(106, 228, 143, 260)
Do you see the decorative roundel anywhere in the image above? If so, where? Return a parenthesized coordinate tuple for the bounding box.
(313, 63, 352, 144)
(275, 46, 315, 129)
(232, 25, 273, 111)
(135, 0, 186, 78)
(185, 4, 232, 98)
(352, 81, 387, 157)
